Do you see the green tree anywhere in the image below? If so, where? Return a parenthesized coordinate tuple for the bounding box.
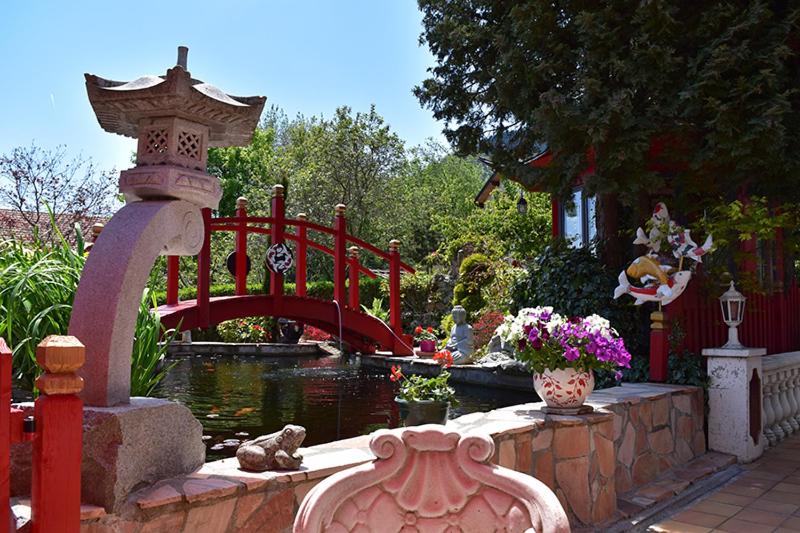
(416, 1, 800, 267)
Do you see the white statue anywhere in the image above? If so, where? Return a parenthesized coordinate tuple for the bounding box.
(446, 305, 474, 364)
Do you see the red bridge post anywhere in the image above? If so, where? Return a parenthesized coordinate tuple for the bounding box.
(348, 246, 360, 310)
(235, 196, 248, 296)
(166, 256, 179, 305)
(295, 213, 308, 297)
(197, 207, 212, 329)
(270, 185, 286, 300)
(32, 336, 84, 533)
(0, 339, 10, 531)
(389, 239, 402, 338)
(333, 204, 347, 305)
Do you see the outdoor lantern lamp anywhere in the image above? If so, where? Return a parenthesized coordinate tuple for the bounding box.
(719, 280, 746, 349)
(517, 192, 528, 215)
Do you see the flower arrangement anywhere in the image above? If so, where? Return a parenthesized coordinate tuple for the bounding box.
(413, 325, 438, 343)
(495, 306, 631, 378)
(389, 350, 458, 403)
(302, 325, 332, 341)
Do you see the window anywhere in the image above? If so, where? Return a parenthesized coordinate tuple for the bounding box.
(560, 188, 596, 247)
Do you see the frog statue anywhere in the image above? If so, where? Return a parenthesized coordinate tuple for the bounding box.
(236, 424, 306, 472)
(445, 305, 474, 364)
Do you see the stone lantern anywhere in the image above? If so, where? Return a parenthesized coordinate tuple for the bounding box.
(85, 46, 265, 207)
(66, 48, 265, 511)
(719, 281, 746, 349)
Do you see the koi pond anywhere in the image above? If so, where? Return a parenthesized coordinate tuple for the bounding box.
(154, 354, 536, 460)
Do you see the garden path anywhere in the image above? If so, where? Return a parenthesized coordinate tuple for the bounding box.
(649, 434, 800, 532)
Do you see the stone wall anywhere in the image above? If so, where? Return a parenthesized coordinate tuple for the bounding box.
(48, 383, 705, 532)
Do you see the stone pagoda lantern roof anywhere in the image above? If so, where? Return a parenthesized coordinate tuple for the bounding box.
(84, 47, 266, 208)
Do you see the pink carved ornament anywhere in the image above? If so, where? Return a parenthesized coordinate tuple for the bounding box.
(294, 426, 570, 533)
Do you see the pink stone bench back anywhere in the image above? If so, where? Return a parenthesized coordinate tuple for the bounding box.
(294, 425, 570, 532)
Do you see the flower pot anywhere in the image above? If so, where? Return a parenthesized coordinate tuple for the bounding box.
(418, 340, 437, 353)
(533, 368, 595, 409)
(395, 398, 449, 426)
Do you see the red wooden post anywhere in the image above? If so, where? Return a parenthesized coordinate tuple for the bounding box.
(0, 339, 10, 533)
(649, 310, 669, 382)
(348, 246, 360, 310)
(295, 213, 308, 297)
(166, 256, 179, 305)
(31, 336, 84, 533)
(333, 204, 347, 305)
(551, 197, 561, 238)
(388, 239, 402, 336)
(235, 196, 248, 296)
(197, 207, 212, 329)
(270, 185, 286, 300)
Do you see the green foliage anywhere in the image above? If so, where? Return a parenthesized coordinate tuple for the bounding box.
(394, 369, 457, 403)
(131, 290, 178, 397)
(510, 241, 647, 357)
(435, 187, 552, 262)
(416, 0, 800, 248)
(453, 253, 494, 316)
(217, 316, 276, 343)
(694, 196, 800, 290)
(361, 298, 389, 323)
(439, 313, 454, 340)
(0, 225, 85, 386)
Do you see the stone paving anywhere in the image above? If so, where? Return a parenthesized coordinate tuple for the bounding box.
(649, 434, 800, 532)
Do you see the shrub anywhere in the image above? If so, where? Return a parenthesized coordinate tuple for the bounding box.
(472, 310, 506, 350)
(509, 241, 648, 361)
(131, 290, 179, 396)
(453, 253, 493, 317)
(302, 325, 331, 341)
(217, 316, 275, 343)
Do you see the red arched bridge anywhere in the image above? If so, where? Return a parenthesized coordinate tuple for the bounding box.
(157, 184, 415, 355)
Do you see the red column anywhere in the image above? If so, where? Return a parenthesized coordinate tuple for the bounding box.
(166, 256, 179, 305)
(295, 213, 308, 297)
(197, 207, 212, 329)
(235, 196, 248, 296)
(348, 246, 360, 310)
(31, 336, 84, 533)
(270, 185, 286, 300)
(333, 204, 347, 305)
(0, 339, 10, 532)
(551, 197, 561, 239)
(388, 239, 402, 335)
(649, 310, 669, 382)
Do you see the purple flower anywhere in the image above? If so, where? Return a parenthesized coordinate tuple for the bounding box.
(530, 336, 543, 350)
(564, 347, 580, 361)
(614, 370, 623, 381)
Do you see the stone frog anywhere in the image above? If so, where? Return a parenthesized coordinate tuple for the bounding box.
(236, 424, 306, 472)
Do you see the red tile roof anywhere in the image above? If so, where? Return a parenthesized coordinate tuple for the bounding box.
(0, 209, 108, 243)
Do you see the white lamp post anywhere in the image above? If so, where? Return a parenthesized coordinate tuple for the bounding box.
(719, 281, 746, 349)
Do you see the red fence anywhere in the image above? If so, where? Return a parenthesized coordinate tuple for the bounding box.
(669, 280, 800, 355)
(165, 185, 415, 337)
(0, 336, 83, 533)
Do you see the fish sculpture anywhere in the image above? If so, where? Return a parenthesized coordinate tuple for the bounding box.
(614, 203, 713, 307)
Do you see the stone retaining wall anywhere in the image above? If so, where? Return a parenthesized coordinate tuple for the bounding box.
(63, 383, 705, 532)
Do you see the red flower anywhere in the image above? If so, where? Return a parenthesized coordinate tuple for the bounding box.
(414, 326, 423, 334)
(390, 365, 403, 382)
(426, 326, 434, 333)
(253, 325, 263, 331)
(433, 350, 453, 369)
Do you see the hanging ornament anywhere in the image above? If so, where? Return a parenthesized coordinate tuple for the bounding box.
(226, 251, 252, 278)
(267, 242, 294, 274)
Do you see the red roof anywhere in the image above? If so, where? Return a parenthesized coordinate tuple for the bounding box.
(0, 209, 108, 243)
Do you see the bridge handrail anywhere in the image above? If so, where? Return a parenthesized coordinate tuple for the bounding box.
(209, 218, 415, 272)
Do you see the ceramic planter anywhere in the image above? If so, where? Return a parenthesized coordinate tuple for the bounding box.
(418, 340, 437, 353)
(395, 398, 449, 426)
(532, 368, 595, 409)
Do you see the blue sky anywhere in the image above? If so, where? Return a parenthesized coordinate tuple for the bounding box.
(0, 1, 445, 172)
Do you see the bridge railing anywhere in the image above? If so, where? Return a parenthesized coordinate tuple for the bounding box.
(165, 184, 414, 336)
(0, 336, 84, 533)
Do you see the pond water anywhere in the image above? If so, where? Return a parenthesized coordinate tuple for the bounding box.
(154, 354, 537, 460)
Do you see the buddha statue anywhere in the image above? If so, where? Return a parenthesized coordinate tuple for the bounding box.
(446, 305, 474, 364)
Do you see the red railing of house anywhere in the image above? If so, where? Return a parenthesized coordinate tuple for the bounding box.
(0, 336, 83, 533)
(165, 185, 415, 334)
(669, 280, 800, 355)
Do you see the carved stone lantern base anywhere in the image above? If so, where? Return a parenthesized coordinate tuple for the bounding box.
(119, 165, 222, 208)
